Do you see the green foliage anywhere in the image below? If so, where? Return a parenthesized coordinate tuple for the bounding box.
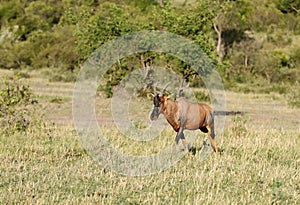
(248, 1, 284, 32)
(0, 0, 24, 26)
(0, 25, 78, 70)
(0, 0, 79, 70)
(70, 1, 219, 96)
(194, 90, 210, 102)
(0, 38, 29, 69)
(289, 43, 300, 69)
(253, 49, 296, 83)
(0, 76, 41, 132)
(29, 26, 79, 70)
(0, 0, 300, 95)
(14, 70, 31, 79)
(287, 84, 300, 108)
(275, 0, 300, 14)
(72, 2, 137, 59)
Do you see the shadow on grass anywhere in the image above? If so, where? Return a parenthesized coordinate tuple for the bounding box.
(188, 140, 224, 157)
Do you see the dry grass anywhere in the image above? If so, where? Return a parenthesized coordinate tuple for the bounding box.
(1, 124, 299, 204)
(0, 69, 299, 204)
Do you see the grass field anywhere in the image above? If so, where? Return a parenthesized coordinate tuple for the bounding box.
(0, 69, 299, 204)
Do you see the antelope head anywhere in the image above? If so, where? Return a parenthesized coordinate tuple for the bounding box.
(150, 82, 170, 121)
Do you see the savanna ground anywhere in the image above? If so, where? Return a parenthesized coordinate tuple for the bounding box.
(0, 69, 299, 204)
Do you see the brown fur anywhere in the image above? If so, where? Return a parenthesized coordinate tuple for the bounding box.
(153, 95, 218, 154)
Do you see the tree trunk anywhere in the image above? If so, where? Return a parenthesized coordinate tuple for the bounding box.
(244, 54, 248, 67)
(213, 22, 223, 63)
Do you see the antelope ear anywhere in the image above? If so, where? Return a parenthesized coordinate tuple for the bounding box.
(164, 95, 171, 100)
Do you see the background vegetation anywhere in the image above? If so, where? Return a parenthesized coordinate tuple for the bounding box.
(0, 75, 41, 132)
(1, 0, 300, 96)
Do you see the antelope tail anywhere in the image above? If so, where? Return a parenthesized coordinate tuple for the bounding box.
(213, 111, 245, 116)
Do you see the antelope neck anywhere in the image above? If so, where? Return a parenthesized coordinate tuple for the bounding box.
(162, 100, 178, 115)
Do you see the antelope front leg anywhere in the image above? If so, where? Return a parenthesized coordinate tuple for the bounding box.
(171, 128, 188, 158)
(180, 137, 191, 158)
(171, 131, 181, 158)
(171, 117, 188, 158)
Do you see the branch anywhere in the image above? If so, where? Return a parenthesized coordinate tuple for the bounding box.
(140, 54, 146, 70)
(213, 22, 221, 36)
(291, 3, 299, 13)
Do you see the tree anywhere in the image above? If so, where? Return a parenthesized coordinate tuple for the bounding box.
(213, 0, 251, 62)
(275, 0, 300, 14)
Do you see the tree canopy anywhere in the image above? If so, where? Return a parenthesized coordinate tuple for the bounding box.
(0, 0, 299, 95)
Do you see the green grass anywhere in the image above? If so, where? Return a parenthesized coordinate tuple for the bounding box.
(0, 69, 299, 204)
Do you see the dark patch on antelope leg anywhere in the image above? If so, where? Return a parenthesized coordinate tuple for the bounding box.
(200, 127, 208, 133)
(175, 131, 183, 144)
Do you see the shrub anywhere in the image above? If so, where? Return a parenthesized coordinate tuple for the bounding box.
(194, 90, 210, 102)
(287, 85, 300, 108)
(0, 76, 42, 132)
(27, 26, 79, 71)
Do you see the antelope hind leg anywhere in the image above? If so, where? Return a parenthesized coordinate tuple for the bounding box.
(207, 125, 218, 156)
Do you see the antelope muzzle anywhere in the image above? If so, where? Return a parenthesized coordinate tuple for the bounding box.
(150, 94, 161, 121)
(150, 106, 160, 121)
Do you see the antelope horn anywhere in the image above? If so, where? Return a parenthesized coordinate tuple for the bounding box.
(160, 82, 170, 96)
(153, 82, 158, 96)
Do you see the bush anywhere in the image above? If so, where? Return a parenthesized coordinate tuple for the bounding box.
(194, 90, 210, 102)
(27, 26, 79, 71)
(0, 33, 34, 69)
(287, 85, 300, 108)
(0, 76, 42, 132)
(14, 70, 31, 79)
(44, 67, 78, 83)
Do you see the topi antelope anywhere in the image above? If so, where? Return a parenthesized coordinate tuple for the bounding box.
(150, 82, 218, 156)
